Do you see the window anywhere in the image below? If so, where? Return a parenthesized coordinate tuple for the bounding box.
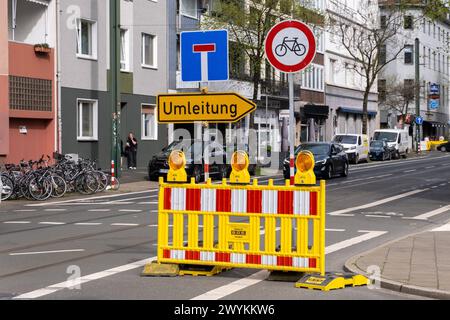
(302, 64, 324, 91)
(380, 16, 387, 29)
(141, 104, 157, 140)
(120, 29, 130, 71)
(379, 45, 386, 64)
(77, 99, 98, 141)
(404, 45, 413, 64)
(76, 19, 97, 59)
(180, 0, 197, 19)
(378, 79, 386, 102)
(142, 33, 157, 68)
(404, 16, 413, 29)
(315, 29, 324, 53)
(329, 59, 336, 83)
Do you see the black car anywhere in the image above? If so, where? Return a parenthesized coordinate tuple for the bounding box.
(437, 141, 450, 152)
(148, 139, 256, 182)
(283, 142, 349, 180)
(369, 140, 395, 161)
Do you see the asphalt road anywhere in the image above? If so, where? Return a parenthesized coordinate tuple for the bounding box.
(0, 151, 449, 300)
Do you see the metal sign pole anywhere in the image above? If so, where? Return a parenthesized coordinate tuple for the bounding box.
(289, 73, 295, 185)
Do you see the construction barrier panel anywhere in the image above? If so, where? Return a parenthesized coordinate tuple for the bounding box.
(156, 177, 326, 275)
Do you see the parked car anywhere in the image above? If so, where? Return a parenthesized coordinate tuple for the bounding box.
(437, 141, 450, 152)
(283, 142, 349, 180)
(332, 134, 369, 164)
(369, 140, 395, 161)
(373, 129, 410, 159)
(148, 139, 256, 182)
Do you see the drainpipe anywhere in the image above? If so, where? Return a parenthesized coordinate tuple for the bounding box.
(56, 0, 62, 153)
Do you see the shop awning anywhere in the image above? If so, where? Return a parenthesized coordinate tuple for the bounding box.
(303, 104, 329, 119)
(337, 107, 377, 117)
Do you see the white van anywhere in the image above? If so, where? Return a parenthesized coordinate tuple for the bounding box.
(332, 134, 370, 164)
(373, 129, 409, 159)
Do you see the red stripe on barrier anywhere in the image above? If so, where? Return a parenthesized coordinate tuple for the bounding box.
(186, 188, 201, 211)
(217, 252, 231, 262)
(246, 190, 262, 213)
(164, 188, 171, 210)
(277, 191, 293, 214)
(185, 250, 200, 261)
(276, 256, 293, 266)
(310, 192, 318, 216)
(163, 249, 170, 259)
(309, 258, 317, 268)
(216, 189, 231, 212)
(246, 254, 261, 265)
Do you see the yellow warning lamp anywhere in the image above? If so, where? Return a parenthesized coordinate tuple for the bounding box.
(229, 151, 250, 184)
(167, 150, 187, 182)
(294, 150, 316, 185)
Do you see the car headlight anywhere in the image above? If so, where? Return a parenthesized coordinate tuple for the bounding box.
(316, 159, 326, 165)
(350, 146, 356, 150)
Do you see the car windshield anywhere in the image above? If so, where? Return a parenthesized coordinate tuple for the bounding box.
(163, 139, 195, 153)
(296, 144, 330, 156)
(373, 132, 398, 142)
(333, 135, 357, 144)
(370, 141, 384, 148)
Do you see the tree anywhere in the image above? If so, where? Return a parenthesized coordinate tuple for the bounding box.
(380, 76, 415, 128)
(202, 0, 322, 129)
(329, 0, 449, 134)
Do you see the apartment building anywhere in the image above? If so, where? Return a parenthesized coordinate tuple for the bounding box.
(379, 2, 450, 139)
(324, 0, 380, 140)
(1, 0, 57, 164)
(59, 0, 169, 169)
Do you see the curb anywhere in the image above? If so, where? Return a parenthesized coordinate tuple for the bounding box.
(344, 246, 450, 300)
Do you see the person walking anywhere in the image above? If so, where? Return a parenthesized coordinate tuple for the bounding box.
(126, 132, 138, 170)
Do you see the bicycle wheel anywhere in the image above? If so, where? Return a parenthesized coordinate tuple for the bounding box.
(293, 43, 306, 56)
(94, 171, 108, 193)
(29, 176, 53, 201)
(76, 172, 99, 195)
(0, 174, 14, 201)
(275, 44, 287, 57)
(50, 174, 67, 198)
(20, 176, 35, 200)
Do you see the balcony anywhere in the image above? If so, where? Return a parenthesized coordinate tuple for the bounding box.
(261, 79, 300, 99)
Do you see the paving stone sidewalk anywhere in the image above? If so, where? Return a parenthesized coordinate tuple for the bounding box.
(346, 223, 450, 299)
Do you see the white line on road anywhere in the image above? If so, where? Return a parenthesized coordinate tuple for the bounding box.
(111, 223, 140, 226)
(3, 221, 31, 224)
(13, 257, 157, 299)
(13, 210, 36, 212)
(74, 223, 103, 226)
(9, 249, 85, 256)
(403, 169, 417, 173)
(138, 202, 158, 205)
(38, 222, 66, 225)
(365, 215, 391, 218)
(325, 228, 346, 232)
(192, 230, 387, 300)
(405, 205, 450, 220)
(88, 209, 111, 212)
(431, 223, 450, 232)
(118, 209, 143, 213)
(25, 189, 158, 207)
(44, 209, 67, 212)
(349, 154, 449, 172)
(328, 189, 428, 217)
(425, 166, 435, 169)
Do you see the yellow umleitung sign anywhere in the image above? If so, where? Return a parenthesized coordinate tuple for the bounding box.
(158, 92, 256, 123)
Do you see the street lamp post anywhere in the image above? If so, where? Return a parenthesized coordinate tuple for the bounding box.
(415, 38, 420, 153)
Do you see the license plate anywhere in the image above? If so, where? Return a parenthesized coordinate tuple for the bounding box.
(159, 169, 169, 173)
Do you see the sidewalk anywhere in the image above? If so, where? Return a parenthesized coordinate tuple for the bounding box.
(345, 222, 450, 299)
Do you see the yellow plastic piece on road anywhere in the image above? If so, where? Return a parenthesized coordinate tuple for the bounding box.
(295, 151, 316, 185)
(229, 151, 250, 184)
(167, 150, 187, 182)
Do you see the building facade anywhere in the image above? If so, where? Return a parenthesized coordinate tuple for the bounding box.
(379, 2, 450, 139)
(1, 0, 57, 164)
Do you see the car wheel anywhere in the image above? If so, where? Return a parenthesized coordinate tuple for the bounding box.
(354, 154, 359, 164)
(442, 146, 447, 152)
(325, 165, 333, 180)
(193, 166, 202, 183)
(395, 151, 400, 159)
(341, 162, 349, 177)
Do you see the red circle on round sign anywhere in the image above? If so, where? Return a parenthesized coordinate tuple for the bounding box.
(265, 20, 316, 73)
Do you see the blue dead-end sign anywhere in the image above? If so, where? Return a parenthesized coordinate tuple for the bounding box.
(180, 30, 229, 82)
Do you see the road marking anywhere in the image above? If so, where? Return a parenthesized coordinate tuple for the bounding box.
(431, 186, 438, 189)
(405, 205, 450, 220)
(4, 221, 31, 224)
(9, 249, 85, 256)
(403, 169, 417, 173)
(431, 223, 450, 232)
(111, 223, 140, 226)
(349, 154, 449, 172)
(138, 202, 158, 205)
(75, 223, 103, 226)
(325, 228, 346, 232)
(13, 257, 157, 299)
(44, 209, 67, 212)
(365, 215, 391, 218)
(118, 209, 143, 213)
(192, 230, 387, 300)
(440, 183, 447, 186)
(13, 210, 36, 212)
(110, 195, 153, 203)
(328, 189, 428, 217)
(88, 209, 111, 212)
(339, 174, 393, 185)
(38, 222, 66, 225)
(25, 189, 158, 207)
(425, 166, 435, 169)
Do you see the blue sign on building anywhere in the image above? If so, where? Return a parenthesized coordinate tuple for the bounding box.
(180, 30, 229, 82)
(430, 83, 440, 95)
(415, 116, 423, 125)
(429, 99, 439, 110)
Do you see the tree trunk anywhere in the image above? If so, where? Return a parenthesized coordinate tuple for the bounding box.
(362, 89, 370, 135)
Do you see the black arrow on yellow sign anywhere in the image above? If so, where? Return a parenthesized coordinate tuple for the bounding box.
(157, 92, 256, 123)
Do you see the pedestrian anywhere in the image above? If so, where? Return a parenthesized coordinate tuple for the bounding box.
(126, 132, 138, 170)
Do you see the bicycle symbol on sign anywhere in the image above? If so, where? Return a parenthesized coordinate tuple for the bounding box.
(275, 37, 306, 57)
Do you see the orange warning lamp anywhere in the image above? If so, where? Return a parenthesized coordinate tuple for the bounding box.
(230, 151, 250, 184)
(167, 150, 187, 182)
(294, 151, 316, 185)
